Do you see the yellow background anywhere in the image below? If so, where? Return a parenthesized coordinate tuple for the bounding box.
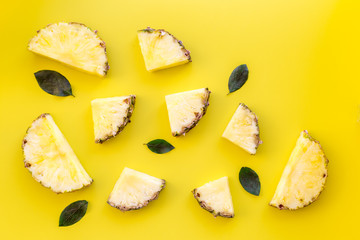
(1, 0, 359, 239)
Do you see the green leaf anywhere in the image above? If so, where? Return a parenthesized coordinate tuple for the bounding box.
(34, 70, 74, 97)
(228, 64, 249, 94)
(145, 139, 175, 154)
(239, 167, 260, 196)
(59, 200, 88, 227)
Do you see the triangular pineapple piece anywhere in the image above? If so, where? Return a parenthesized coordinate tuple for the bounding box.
(22, 114, 93, 193)
(108, 167, 166, 211)
(270, 131, 328, 210)
(28, 22, 109, 76)
(222, 103, 261, 154)
(165, 88, 210, 136)
(192, 177, 234, 218)
(91, 95, 136, 143)
(137, 27, 191, 71)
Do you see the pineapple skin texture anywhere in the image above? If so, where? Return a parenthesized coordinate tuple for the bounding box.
(28, 22, 109, 77)
(166, 88, 211, 137)
(222, 103, 261, 155)
(138, 27, 191, 72)
(22, 113, 93, 193)
(192, 177, 234, 218)
(107, 168, 166, 211)
(270, 131, 328, 210)
(91, 95, 136, 143)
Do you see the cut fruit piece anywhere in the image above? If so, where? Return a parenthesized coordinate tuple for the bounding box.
(222, 103, 261, 155)
(28, 22, 109, 77)
(91, 95, 136, 143)
(22, 113, 93, 193)
(137, 27, 191, 71)
(270, 131, 328, 210)
(165, 88, 210, 136)
(192, 177, 234, 218)
(108, 167, 165, 211)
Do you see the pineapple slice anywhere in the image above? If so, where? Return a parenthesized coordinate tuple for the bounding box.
(137, 27, 191, 71)
(270, 131, 328, 210)
(28, 22, 109, 77)
(192, 177, 234, 218)
(165, 88, 210, 136)
(222, 103, 261, 155)
(108, 167, 166, 211)
(22, 114, 92, 193)
(91, 95, 136, 143)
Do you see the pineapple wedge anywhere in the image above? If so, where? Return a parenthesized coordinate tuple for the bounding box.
(222, 103, 261, 155)
(192, 177, 234, 218)
(28, 22, 109, 76)
(22, 114, 92, 193)
(108, 167, 166, 211)
(165, 88, 210, 136)
(270, 131, 328, 210)
(91, 95, 136, 143)
(137, 27, 191, 71)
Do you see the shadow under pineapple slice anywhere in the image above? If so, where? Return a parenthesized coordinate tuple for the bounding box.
(107, 167, 166, 211)
(192, 177, 234, 218)
(137, 27, 191, 72)
(222, 103, 261, 155)
(28, 22, 109, 77)
(270, 130, 329, 210)
(165, 88, 210, 137)
(22, 113, 93, 193)
(91, 95, 136, 143)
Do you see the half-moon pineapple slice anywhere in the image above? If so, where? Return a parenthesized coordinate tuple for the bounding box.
(270, 131, 328, 210)
(22, 113, 93, 193)
(91, 95, 136, 143)
(138, 27, 191, 71)
(28, 22, 109, 76)
(192, 177, 234, 218)
(108, 167, 166, 211)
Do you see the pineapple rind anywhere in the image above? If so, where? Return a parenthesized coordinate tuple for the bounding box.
(91, 95, 136, 143)
(28, 22, 109, 76)
(222, 103, 261, 155)
(270, 130, 328, 210)
(138, 27, 191, 72)
(107, 168, 166, 211)
(22, 113, 93, 193)
(192, 177, 234, 218)
(166, 88, 211, 137)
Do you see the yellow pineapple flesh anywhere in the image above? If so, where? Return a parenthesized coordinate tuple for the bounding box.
(165, 88, 210, 136)
(28, 22, 109, 76)
(108, 167, 166, 211)
(91, 95, 136, 143)
(270, 131, 328, 210)
(222, 103, 261, 155)
(192, 177, 234, 218)
(22, 114, 93, 193)
(138, 27, 191, 71)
